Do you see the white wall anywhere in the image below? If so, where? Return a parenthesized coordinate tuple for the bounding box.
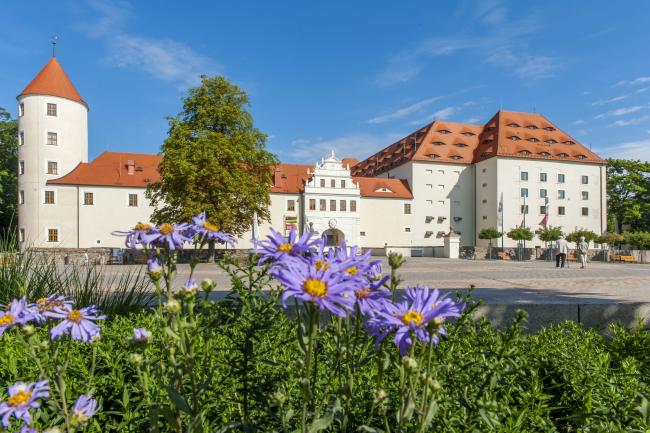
(235, 193, 300, 250)
(475, 158, 499, 247)
(359, 197, 413, 248)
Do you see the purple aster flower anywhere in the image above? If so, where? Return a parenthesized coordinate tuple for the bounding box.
(46, 305, 106, 342)
(140, 223, 192, 250)
(354, 276, 391, 316)
(0, 298, 33, 335)
(368, 287, 462, 355)
(254, 227, 322, 265)
(0, 380, 49, 427)
(131, 327, 151, 344)
(27, 295, 74, 324)
(190, 211, 236, 246)
(70, 394, 98, 424)
(20, 426, 38, 433)
(273, 256, 361, 317)
(112, 223, 155, 249)
(324, 240, 381, 282)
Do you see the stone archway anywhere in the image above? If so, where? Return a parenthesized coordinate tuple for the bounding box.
(322, 228, 344, 247)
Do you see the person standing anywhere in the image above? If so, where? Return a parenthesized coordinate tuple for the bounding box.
(555, 235, 569, 268)
(577, 236, 589, 269)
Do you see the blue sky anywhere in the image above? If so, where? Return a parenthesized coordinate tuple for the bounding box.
(1, 0, 650, 163)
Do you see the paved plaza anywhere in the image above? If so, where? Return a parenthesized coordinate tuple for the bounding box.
(111, 258, 650, 305)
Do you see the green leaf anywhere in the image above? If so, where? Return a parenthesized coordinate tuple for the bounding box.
(166, 386, 192, 414)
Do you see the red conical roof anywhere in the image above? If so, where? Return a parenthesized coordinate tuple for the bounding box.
(18, 57, 87, 107)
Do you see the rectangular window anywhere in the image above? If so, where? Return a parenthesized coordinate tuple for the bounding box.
(482, 215, 487, 220)
(47, 132, 58, 146)
(84, 192, 94, 206)
(482, 183, 487, 187)
(581, 207, 589, 216)
(581, 175, 589, 185)
(404, 227, 411, 232)
(482, 168, 487, 173)
(539, 206, 546, 214)
(44, 190, 55, 204)
(520, 171, 528, 181)
(320, 179, 325, 187)
(47, 161, 58, 175)
(330, 179, 336, 188)
(330, 200, 336, 211)
(482, 199, 487, 204)
(19, 190, 24, 204)
(558, 206, 566, 216)
(558, 190, 565, 199)
(521, 205, 529, 214)
(558, 173, 565, 183)
(404, 203, 411, 214)
(521, 188, 528, 197)
(341, 180, 346, 188)
(309, 199, 316, 211)
(360, 231, 366, 236)
(20, 131, 24, 146)
(287, 200, 295, 211)
(47, 103, 57, 117)
(581, 191, 589, 200)
(426, 183, 433, 189)
(350, 200, 357, 212)
(320, 199, 326, 211)
(19, 228, 25, 243)
(540, 172, 547, 182)
(19, 103, 24, 117)
(340, 200, 346, 211)
(47, 229, 58, 243)
(19, 161, 24, 175)
(540, 189, 547, 198)
(128, 193, 138, 207)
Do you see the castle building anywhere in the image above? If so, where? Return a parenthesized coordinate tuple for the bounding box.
(16, 57, 607, 256)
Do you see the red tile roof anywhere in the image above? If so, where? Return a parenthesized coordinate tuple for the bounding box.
(270, 164, 313, 194)
(18, 58, 87, 107)
(352, 110, 605, 177)
(353, 177, 413, 199)
(48, 152, 161, 187)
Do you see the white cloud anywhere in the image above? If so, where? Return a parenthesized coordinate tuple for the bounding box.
(464, 116, 482, 124)
(276, 133, 401, 163)
(573, 119, 585, 125)
(367, 97, 442, 124)
(79, 0, 217, 88)
(597, 139, 650, 162)
(408, 107, 457, 126)
(614, 76, 650, 87)
(487, 49, 559, 79)
(610, 115, 650, 127)
(594, 106, 644, 119)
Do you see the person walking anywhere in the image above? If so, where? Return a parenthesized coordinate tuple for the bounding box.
(577, 236, 589, 269)
(555, 235, 569, 268)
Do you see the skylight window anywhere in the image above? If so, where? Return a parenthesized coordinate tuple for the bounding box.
(546, 139, 557, 144)
(462, 132, 475, 136)
(509, 136, 521, 141)
(564, 140, 575, 145)
(450, 155, 462, 160)
(507, 123, 520, 128)
(539, 151, 550, 157)
(527, 125, 539, 130)
(558, 152, 568, 158)
(576, 154, 586, 160)
(528, 137, 540, 142)
(438, 129, 451, 134)
(431, 141, 445, 146)
(544, 127, 556, 131)
(427, 154, 440, 159)
(453, 143, 468, 148)
(519, 150, 531, 155)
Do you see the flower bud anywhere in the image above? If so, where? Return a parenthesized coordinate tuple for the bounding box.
(165, 299, 181, 314)
(374, 389, 387, 402)
(22, 324, 36, 336)
(428, 378, 441, 391)
(44, 428, 63, 433)
(39, 340, 50, 350)
(272, 388, 286, 406)
(401, 356, 418, 371)
(131, 327, 151, 345)
(129, 353, 144, 366)
(147, 258, 164, 282)
(179, 278, 198, 299)
(201, 278, 215, 293)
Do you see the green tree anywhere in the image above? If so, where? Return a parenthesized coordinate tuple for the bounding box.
(623, 231, 650, 263)
(595, 232, 623, 247)
(607, 158, 650, 232)
(565, 229, 598, 245)
(478, 227, 502, 259)
(147, 76, 278, 236)
(0, 107, 18, 235)
(506, 227, 534, 242)
(536, 225, 563, 260)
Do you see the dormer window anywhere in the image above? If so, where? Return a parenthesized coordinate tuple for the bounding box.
(509, 136, 521, 141)
(558, 152, 569, 158)
(544, 126, 555, 131)
(462, 132, 475, 136)
(539, 151, 550, 157)
(507, 123, 520, 128)
(450, 155, 462, 160)
(527, 125, 538, 130)
(576, 154, 586, 160)
(519, 150, 532, 156)
(563, 140, 575, 145)
(426, 153, 440, 159)
(437, 129, 451, 134)
(453, 143, 468, 148)
(545, 139, 557, 144)
(528, 137, 540, 142)
(431, 141, 445, 146)
(375, 187, 393, 193)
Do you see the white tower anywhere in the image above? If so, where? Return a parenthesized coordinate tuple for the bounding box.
(17, 56, 88, 247)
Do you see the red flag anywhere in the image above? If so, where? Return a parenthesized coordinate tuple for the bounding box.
(539, 213, 548, 227)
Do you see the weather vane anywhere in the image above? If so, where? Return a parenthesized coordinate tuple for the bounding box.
(52, 35, 59, 57)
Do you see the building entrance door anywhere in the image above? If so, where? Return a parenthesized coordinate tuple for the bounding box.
(322, 228, 344, 247)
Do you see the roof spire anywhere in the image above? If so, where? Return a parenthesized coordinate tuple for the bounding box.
(51, 35, 59, 57)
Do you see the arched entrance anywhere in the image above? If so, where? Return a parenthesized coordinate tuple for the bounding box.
(322, 228, 344, 247)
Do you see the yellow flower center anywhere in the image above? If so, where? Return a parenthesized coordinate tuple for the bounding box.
(346, 267, 359, 275)
(303, 279, 328, 298)
(159, 223, 174, 235)
(36, 297, 48, 305)
(278, 243, 293, 253)
(134, 223, 152, 232)
(0, 314, 14, 326)
(8, 390, 30, 407)
(402, 311, 424, 327)
(202, 222, 218, 232)
(355, 288, 371, 299)
(67, 310, 83, 323)
(315, 260, 330, 271)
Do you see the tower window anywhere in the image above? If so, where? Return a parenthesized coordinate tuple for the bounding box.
(19, 190, 24, 204)
(19, 161, 24, 175)
(20, 131, 24, 146)
(47, 161, 58, 175)
(47, 229, 59, 243)
(19, 228, 25, 243)
(47, 103, 57, 117)
(44, 191, 55, 204)
(350, 200, 357, 212)
(128, 193, 138, 207)
(340, 200, 346, 211)
(84, 192, 94, 205)
(47, 132, 58, 146)
(404, 203, 411, 214)
(287, 200, 295, 211)
(19, 103, 24, 117)
(309, 199, 316, 210)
